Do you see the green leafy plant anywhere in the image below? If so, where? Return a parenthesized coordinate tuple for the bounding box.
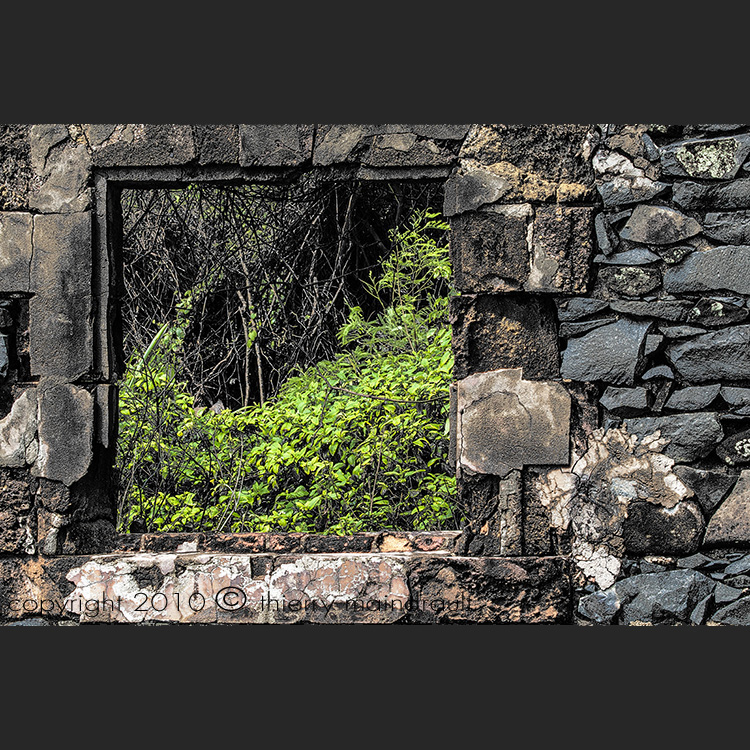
(117, 207, 460, 534)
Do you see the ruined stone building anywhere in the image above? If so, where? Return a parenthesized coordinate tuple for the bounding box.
(2, 123, 750, 625)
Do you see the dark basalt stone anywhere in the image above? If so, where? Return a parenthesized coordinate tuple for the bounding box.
(624, 413, 724, 462)
(621, 500, 704, 556)
(663, 245, 750, 296)
(716, 428, 750, 466)
(614, 569, 715, 625)
(667, 325, 750, 382)
(560, 318, 651, 385)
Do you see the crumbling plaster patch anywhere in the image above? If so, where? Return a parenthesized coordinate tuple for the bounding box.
(533, 425, 694, 588)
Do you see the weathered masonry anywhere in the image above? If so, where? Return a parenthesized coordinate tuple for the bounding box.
(3, 123, 750, 625)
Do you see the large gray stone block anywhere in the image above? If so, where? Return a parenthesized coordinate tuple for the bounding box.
(623, 413, 724, 462)
(0, 212, 32, 292)
(32, 383, 94, 487)
(28, 136, 91, 214)
(29, 212, 93, 379)
(92, 124, 196, 167)
(703, 211, 750, 244)
(193, 124, 239, 165)
(456, 368, 570, 477)
(31, 212, 92, 295)
(29, 294, 93, 380)
(614, 569, 715, 625)
(673, 178, 750, 210)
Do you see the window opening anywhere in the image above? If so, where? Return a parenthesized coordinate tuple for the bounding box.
(115, 174, 461, 535)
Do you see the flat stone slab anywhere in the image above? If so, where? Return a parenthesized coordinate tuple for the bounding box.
(594, 247, 661, 265)
(31, 383, 93, 486)
(0, 552, 572, 625)
(456, 368, 570, 477)
(674, 178, 750, 210)
(703, 211, 750, 244)
(556, 297, 610, 322)
(600, 386, 649, 416)
(722, 387, 750, 411)
(560, 318, 651, 385)
(667, 325, 750, 382)
(665, 384, 722, 412)
(0, 212, 32, 292)
(29, 212, 93, 380)
(663, 245, 750, 295)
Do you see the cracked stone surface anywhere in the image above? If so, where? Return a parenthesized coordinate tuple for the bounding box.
(32, 383, 93, 486)
(239, 125, 314, 167)
(0, 552, 572, 624)
(526, 205, 595, 293)
(64, 553, 409, 624)
(533, 425, 694, 588)
(449, 204, 532, 292)
(28, 134, 91, 214)
(455, 368, 570, 478)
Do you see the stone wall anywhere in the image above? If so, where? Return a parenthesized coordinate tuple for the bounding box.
(2, 123, 750, 625)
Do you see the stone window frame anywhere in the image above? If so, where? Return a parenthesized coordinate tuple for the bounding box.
(84, 126, 468, 553)
(15, 124, 588, 559)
